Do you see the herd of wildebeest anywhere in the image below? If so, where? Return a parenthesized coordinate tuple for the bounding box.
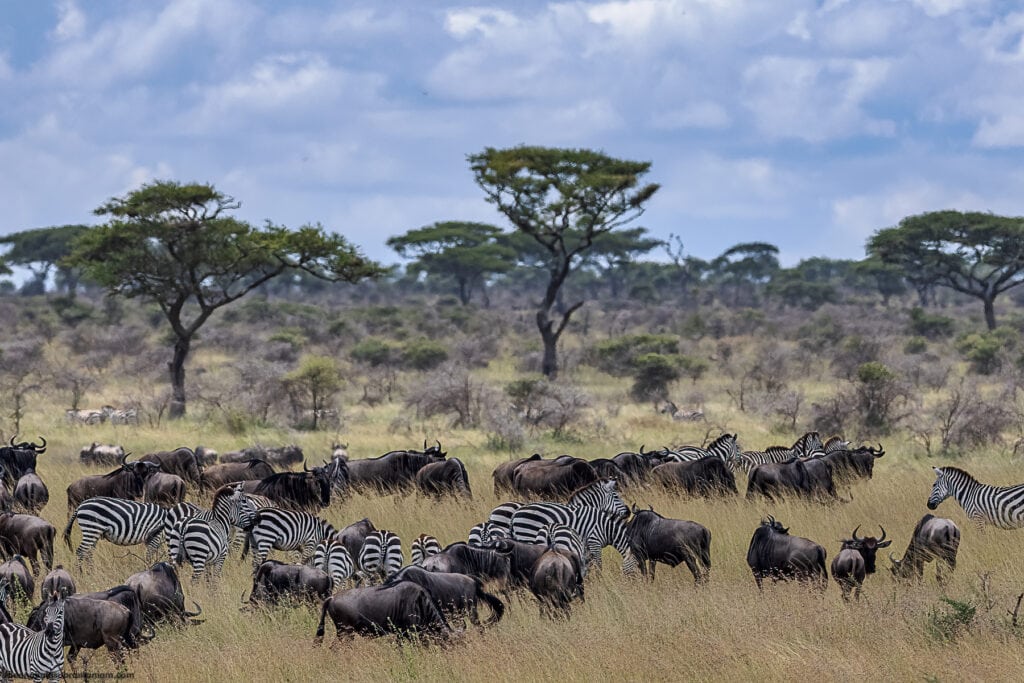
(0, 428, 1015, 679)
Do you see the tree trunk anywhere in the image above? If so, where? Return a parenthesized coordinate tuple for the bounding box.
(538, 311, 559, 379)
(168, 336, 191, 419)
(458, 278, 470, 306)
(983, 295, 997, 330)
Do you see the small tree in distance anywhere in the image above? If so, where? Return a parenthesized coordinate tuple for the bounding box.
(283, 355, 343, 430)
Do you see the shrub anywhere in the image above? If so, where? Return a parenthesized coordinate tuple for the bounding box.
(855, 361, 910, 434)
(926, 598, 976, 643)
(590, 334, 679, 376)
(903, 336, 928, 354)
(832, 335, 883, 380)
(796, 314, 845, 352)
(955, 331, 1017, 375)
(405, 364, 494, 428)
(909, 307, 955, 340)
(505, 378, 591, 438)
(401, 338, 449, 371)
(351, 337, 400, 366)
(630, 353, 680, 402)
(677, 355, 709, 383)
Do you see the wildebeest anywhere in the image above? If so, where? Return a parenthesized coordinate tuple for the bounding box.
(746, 516, 828, 590)
(588, 458, 627, 482)
(27, 590, 149, 663)
(530, 546, 585, 618)
(200, 459, 276, 491)
(651, 457, 737, 498)
(331, 518, 377, 559)
(314, 583, 453, 643)
(66, 454, 159, 516)
(492, 453, 541, 495)
(347, 442, 447, 494)
(821, 445, 885, 481)
(0, 436, 46, 488)
(331, 443, 349, 461)
(890, 514, 960, 584)
(252, 463, 331, 512)
(140, 446, 202, 488)
(320, 455, 350, 500)
(746, 457, 837, 502)
(72, 586, 150, 653)
(144, 473, 187, 507)
(0, 555, 34, 603)
(610, 446, 670, 485)
(483, 538, 547, 588)
(41, 566, 75, 600)
(626, 505, 711, 583)
(13, 469, 48, 515)
(831, 545, 866, 601)
(0, 512, 56, 574)
(248, 560, 332, 606)
(78, 442, 126, 467)
(194, 446, 218, 466)
(511, 457, 598, 498)
(419, 542, 512, 585)
(415, 458, 472, 499)
(223, 444, 304, 469)
(124, 562, 203, 624)
(385, 566, 504, 628)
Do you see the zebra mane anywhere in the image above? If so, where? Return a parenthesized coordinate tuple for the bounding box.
(765, 446, 792, 456)
(567, 477, 614, 500)
(209, 485, 240, 511)
(937, 466, 977, 483)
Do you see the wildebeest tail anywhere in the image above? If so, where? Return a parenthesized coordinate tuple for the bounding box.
(700, 528, 712, 570)
(475, 578, 504, 625)
(314, 598, 331, 641)
(62, 508, 80, 551)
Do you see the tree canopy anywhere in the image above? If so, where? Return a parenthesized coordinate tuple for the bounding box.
(868, 210, 1024, 329)
(469, 145, 659, 378)
(0, 224, 90, 295)
(66, 180, 382, 417)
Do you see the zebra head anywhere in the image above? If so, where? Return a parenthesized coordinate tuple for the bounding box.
(597, 478, 629, 519)
(927, 467, 953, 510)
(42, 591, 67, 642)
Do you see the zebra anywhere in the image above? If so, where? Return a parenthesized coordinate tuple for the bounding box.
(486, 478, 629, 538)
(167, 491, 272, 559)
(164, 502, 205, 561)
(736, 432, 825, 473)
(535, 523, 588, 579)
(312, 538, 354, 591)
(411, 534, 442, 564)
(928, 466, 1024, 530)
(242, 508, 335, 570)
(510, 504, 638, 574)
(357, 530, 404, 582)
(665, 434, 740, 470)
(0, 593, 65, 682)
(62, 497, 166, 565)
(468, 521, 507, 547)
(174, 486, 250, 582)
(823, 436, 851, 454)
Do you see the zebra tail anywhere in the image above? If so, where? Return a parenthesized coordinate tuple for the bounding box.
(62, 508, 80, 551)
(314, 598, 331, 641)
(476, 580, 505, 626)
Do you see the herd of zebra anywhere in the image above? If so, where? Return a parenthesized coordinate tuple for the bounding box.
(0, 432, 1023, 678)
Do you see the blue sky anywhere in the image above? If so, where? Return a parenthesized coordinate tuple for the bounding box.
(1, 0, 1023, 266)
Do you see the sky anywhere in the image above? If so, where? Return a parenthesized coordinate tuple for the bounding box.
(1, 0, 1023, 267)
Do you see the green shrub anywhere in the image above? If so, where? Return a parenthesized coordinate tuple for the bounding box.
(855, 361, 905, 433)
(591, 334, 679, 376)
(677, 355, 709, 383)
(903, 336, 928, 354)
(268, 327, 307, 351)
(954, 330, 1017, 374)
(909, 307, 954, 339)
(401, 338, 449, 371)
(351, 337, 400, 366)
(630, 353, 680, 401)
(926, 597, 976, 643)
(797, 314, 844, 352)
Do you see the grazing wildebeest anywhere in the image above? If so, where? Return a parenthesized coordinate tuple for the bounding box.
(314, 583, 453, 643)
(588, 458, 627, 482)
(483, 538, 546, 588)
(0, 512, 56, 574)
(124, 562, 202, 624)
(0, 555, 34, 603)
(746, 457, 838, 502)
(492, 454, 541, 495)
(140, 447, 202, 488)
(72, 586, 149, 651)
(144, 473, 187, 507)
(78, 443, 125, 467)
(890, 514, 960, 584)
(252, 463, 331, 512)
(609, 446, 670, 485)
(40, 567, 75, 600)
(746, 516, 828, 590)
(651, 458, 737, 498)
(13, 469, 48, 515)
(530, 546, 585, 618)
(66, 454, 159, 516)
(511, 457, 598, 498)
(626, 505, 711, 583)
(223, 444, 304, 468)
(385, 566, 504, 628)
(331, 518, 377, 559)
(419, 542, 512, 585)
(200, 459, 275, 491)
(415, 458, 472, 499)
(248, 560, 332, 606)
(347, 442, 447, 494)
(194, 446, 218, 466)
(0, 436, 46, 488)
(27, 590, 149, 663)
(821, 445, 885, 482)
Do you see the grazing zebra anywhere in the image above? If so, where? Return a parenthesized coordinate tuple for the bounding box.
(536, 523, 588, 579)
(468, 521, 507, 547)
(62, 497, 166, 564)
(928, 466, 1024, 530)
(312, 539, 354, 591)
(242, 509, 335, 570)
(736, 432, 825, 473)
(0, 593, 65, 682)
(411, 534, 443, 565)
(357, 530, 404, 582)
(486, 478, 629, 536)
(665, 434, 740, 470)
(511, 504, 638, 574)
(174, 486, 249, 582)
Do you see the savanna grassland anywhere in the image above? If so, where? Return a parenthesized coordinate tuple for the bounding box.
(4, 292, 1024, 682)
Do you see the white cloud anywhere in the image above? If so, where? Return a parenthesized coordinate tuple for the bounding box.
(832, 181, 993, 241)
(908, 0, 975, 18)
(444, 8, 519, 39)
(52, 0, 86, 41)
(651, 102, 730, 129)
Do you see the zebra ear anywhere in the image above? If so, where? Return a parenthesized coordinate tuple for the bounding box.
(932, 467, 942, 475)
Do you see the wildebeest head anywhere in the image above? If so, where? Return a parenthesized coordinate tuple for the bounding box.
(422, 440, 447, 460)
(842, 525, 891, 574)
(9, 435, 47, 454)
(762, 515, 788, 534)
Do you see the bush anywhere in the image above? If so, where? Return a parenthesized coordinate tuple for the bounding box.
(505, 378, 591, 438)
(351, 337, 400, 366)
(903, 336, 928, 354)
(955, 330, 1017, 375)
(405, 364, 495, 428)
(855, 361, 909, 434)
(401, 338, 449, 371)
(630, 353, 680, 402)
(796, 314, 845, 352)
(832, 335, 883, 380)
(590, 334, 679, 376)
(909, 307, 955, 340)
(677, 355, 709, 383)
(926, 598, 976, 643)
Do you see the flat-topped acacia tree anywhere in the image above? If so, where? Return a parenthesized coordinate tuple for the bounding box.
(66, 180, 383, 419)
(469, 146, 659, 379)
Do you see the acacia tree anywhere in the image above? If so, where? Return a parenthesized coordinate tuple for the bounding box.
(868, 210, 1024, 329)
(469, 146, 659, 379)
(67, 180, 382, 418)
(0, 225, 89, 295)
(386, 221, 515, 305)
(709, 242, 780, 307)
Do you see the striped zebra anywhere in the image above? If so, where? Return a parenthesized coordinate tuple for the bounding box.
(536, 523, 588, 578)
(166, 491, 273, 559)
(174, 486, 250, 582)
(62, 498, 166, 564)
(164, 502, 205, 561)
(736, 432, 825, 473)
(0, 594, 65, 682)
(357, 530, 404, 582)
(468, 521, 507, 547)
(510, 504, 638, 573)
(411, 534, 442, 565)
(928, 467, 1024, 530)
(486, 478, 628, 535)
(822, 436, 851, 454)
(312, 539, 354, 591)
(242, 508, 335, 570)
(666, 434, 740, 470)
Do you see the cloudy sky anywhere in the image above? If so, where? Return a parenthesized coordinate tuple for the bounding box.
(1, 0, 1023, 266)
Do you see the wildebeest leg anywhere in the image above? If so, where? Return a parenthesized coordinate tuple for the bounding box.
(649, 560, 657, 580)
(854, 583, 862, 601)
(682, 555, 703, 585)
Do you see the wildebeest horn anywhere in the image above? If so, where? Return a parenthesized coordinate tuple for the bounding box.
(435, 439, 442, 451)
(878, 525, 886, 543)
(303, 461, 309, 472)
(423, 439, 428, 450)
(851, 525, 862, 542)
(185, 600, 203, 618)
(639, 444, 646, 454)
(871, 444, 885, 457)
(7, 436, 14, 447)
(120, 452, 128, 466)
(32, 436, 46, 452)
(889, 552, 898, 564)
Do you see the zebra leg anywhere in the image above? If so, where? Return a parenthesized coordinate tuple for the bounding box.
(191, 557, 206, 584)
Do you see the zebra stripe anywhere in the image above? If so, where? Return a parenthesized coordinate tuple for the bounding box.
(510, 503, 638, 574)
(175, 487, 249, 581)
(566, 479, 629, 519)
(822, 436, 851, 455)
(929, 466, 1024, 529)
(63, 498, 166, 564)
(536, 523, 588, 578)
(243, 509, 335, 570)
(666, 434, 740, 471)
(357, 530, 404, 582)
(468, 521, 507, 547)
(164, 502, 205, 561)
(737, 432, 825, 473)
(410, 534, 442, 565)
(312, 539, 354, 591)
(0, 595, 65, 682)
